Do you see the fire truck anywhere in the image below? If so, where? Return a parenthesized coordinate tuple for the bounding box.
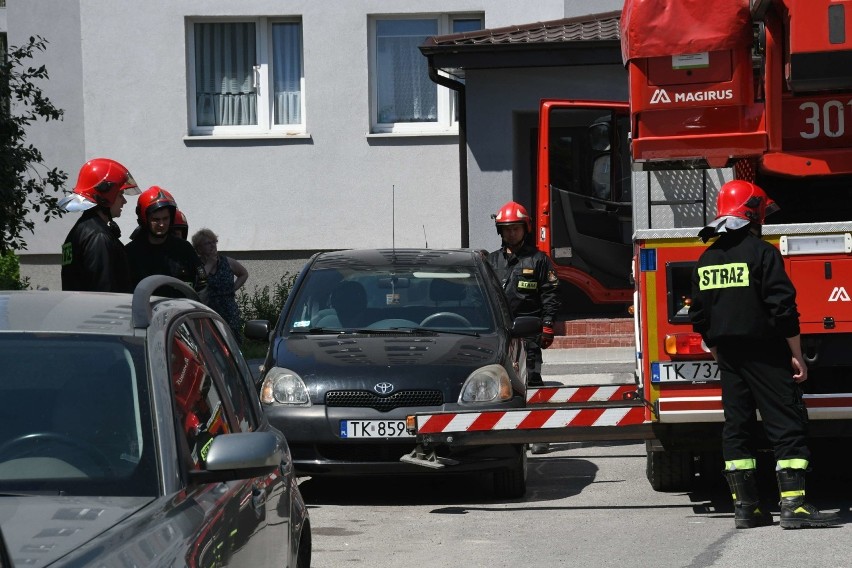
(405, 0, 852, 492)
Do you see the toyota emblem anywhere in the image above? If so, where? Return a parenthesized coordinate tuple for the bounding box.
(374, 382, 394, 395)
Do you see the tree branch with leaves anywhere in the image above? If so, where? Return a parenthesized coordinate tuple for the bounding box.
(0, 35, 67, 253)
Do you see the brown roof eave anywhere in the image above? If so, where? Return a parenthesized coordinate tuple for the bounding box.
(420, 11, 622, 48)
(421, 40, 623, 71)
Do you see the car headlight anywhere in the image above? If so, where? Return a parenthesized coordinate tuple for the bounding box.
(459, 364, 512, 404)
(260, 367, 311, 406)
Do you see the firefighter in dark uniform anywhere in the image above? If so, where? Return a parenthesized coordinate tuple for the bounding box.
(488, 201, 560, 453)
(125, 186, 207, 298)
(689, 180, 839, 529)
(59, 158, 141, 292)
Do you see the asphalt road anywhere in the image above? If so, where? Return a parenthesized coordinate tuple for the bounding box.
(290, 347, 852, 568)
(299, 441, 852, 568)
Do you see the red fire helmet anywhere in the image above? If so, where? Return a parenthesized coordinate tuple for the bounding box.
(715, 180, 779, 225)
(173, 209, 188, 231)
(64, 158, 140, 209)
(493, 201, 532, 233)
(136, 186, 177, 226)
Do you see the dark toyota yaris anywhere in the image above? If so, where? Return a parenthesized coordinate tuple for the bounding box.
(247, 248, 540, 498)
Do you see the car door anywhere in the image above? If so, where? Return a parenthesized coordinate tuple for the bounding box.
(169, 316, 272, 567)
(194, 317, 293, 567)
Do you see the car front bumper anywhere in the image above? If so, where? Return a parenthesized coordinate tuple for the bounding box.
(263, 402, 522, 475)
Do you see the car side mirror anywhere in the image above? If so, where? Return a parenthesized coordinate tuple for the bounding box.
(510, 316, 542, 338)
(244, 319, 271, 342)
(188, 431, 282, 484)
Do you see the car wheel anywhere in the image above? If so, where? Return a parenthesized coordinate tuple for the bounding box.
(296, 522, 312, 568)
(492, 445, 527, 499)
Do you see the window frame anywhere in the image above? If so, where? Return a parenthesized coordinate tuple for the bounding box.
(167, 316, 237, 473)
(199, 317, 262, 433)
(186, 16, 306, 138)
(368, 13, 482, 135)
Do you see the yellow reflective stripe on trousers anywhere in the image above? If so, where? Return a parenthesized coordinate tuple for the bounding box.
(725, 458, 757, 471)
(776, 458, 809, 470)
(780, 490, 806, 498)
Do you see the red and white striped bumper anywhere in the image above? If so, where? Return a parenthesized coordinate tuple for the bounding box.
(414, 405, 646, 435)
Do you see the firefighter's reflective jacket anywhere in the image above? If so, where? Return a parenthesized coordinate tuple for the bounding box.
(689, 228, 800, 347)
(487, 243, 560, 323)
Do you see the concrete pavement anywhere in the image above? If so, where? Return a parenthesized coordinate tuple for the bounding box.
(541, 345, 635, 386)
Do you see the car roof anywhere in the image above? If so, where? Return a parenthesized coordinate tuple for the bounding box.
(311, 248, 483, 270)
(0, 290, 137, 335)
(0, 277, 205, 334)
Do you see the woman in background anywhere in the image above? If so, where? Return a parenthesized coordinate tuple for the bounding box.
(192, 228, 249, 344)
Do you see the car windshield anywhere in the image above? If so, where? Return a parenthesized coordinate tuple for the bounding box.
(0, 334, 159, 497)
(285, 265, 496, 334)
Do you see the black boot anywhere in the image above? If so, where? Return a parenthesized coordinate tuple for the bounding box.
(725, 470, 773, 529)
(527, 371, 544, 387)
(776, 468, 840, 529)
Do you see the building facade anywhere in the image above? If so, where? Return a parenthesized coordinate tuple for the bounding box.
(2, 0, 623, 291)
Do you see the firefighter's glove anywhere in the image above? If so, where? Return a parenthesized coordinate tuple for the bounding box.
(540, 324, 555, 349)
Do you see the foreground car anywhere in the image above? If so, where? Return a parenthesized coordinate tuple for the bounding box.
(0, 276, 310, 567)
(247, 248, 540, 498)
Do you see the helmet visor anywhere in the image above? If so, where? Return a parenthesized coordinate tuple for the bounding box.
(58, 193, 96, 212)
(121, 174, 141, 196)
(765, 199, 780, 218)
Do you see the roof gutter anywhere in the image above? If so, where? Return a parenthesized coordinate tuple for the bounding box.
(426, 57, 469, 248)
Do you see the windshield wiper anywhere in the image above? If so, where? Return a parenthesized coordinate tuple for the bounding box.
(348, 328, 436, 335)
(0, 490, 66, 497)
(290, 327, 347, 334)
(397, 326, 480, 337)
(294, 327, 479, 337)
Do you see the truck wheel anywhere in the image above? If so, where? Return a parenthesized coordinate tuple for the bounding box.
(646, 448, 694, 491)
(696, 450, 724, 488)
(493, 446, 527, 499)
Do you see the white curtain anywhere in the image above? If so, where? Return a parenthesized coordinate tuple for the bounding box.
(376, 20, 437, 123)
(195, 23, 257, 127)
(272, 23, 303, 125)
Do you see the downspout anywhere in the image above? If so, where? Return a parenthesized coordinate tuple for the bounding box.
(427, 58, 469, 248)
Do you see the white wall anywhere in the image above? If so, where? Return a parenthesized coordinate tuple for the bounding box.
(7, 0, 619, 289)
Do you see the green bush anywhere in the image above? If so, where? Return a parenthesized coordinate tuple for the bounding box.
(236, 273, 296, 359)
(236, 272, 296, 325)
(0, 252, 29, 290)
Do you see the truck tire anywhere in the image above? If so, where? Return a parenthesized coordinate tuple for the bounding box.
(493, 446, 527, 499)
(696, 450, 724, 488)
(646, 448, 694, 491)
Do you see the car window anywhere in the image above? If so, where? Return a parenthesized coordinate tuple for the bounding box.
(482, 260, 514, 327)
(0, 334, 158, 497)
(170, 322, 232, 470)
(285, 265, 497, 332)
(195, 317, 257, 433)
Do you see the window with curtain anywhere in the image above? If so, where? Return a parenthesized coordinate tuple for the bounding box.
(376, 19, 437, 124)
(371, 14, 482, 134)
(272, 22, 303, 125)
(194, 23, 257, 127)
(189, 19, 304, 135)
